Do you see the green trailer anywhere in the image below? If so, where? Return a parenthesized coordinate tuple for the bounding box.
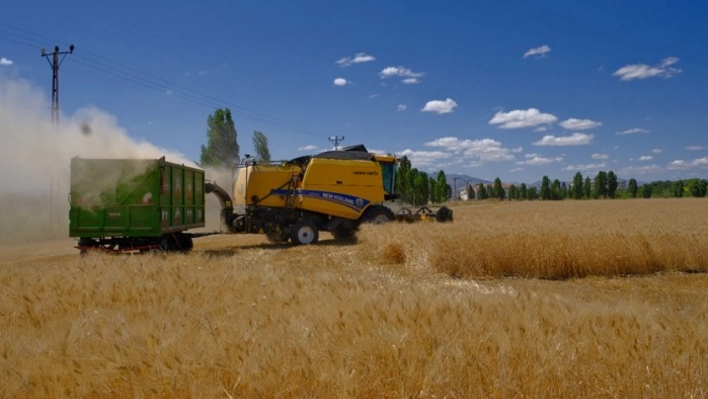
(69, 157, 206, 253)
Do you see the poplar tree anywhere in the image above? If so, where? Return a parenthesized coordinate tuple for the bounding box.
(572, 172, 584, 199)
(628, 178, 638, 198)
(594, 171, 608, 199)
(252, 130, 271, 162)
(200, 108, 239, 169)
(493, 177, 504, 200)
(607, 171, 618, 199)
(540, 175, 551, 200)
(584, 176, 592, 199)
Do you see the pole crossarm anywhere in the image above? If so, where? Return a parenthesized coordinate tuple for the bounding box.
(41, 44, 74, 125)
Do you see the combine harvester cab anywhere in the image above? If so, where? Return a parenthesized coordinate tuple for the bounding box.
(69, 157, 206, 254)
(207, 144, 452, 245)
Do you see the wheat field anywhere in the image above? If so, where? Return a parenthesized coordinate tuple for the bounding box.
(1, 199, 707, 398)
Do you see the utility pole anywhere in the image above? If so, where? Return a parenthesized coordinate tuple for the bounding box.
(329, 136, 345, 150)
(452, 177, 459, 201)
(41, 44, 74, 236)
(42, 44, 74, 125)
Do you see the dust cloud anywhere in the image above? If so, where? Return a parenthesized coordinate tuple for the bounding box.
(0, 76, 194, 244)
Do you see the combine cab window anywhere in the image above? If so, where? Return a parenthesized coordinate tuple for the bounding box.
(380, 162, 395, 193)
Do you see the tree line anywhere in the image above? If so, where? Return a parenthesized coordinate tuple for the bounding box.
(463, 171, 708, 201)
(394, 156, 451, 206)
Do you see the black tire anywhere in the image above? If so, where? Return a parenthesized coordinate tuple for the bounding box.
(78, 238, 94, 256)
(177, 234, 194, 252)
(435, 206, 454, 223)
(265, 229, 290, 244)
(332, 226, 357, 241)
(290, 219, 319, 245)
(362, 205, 394, 224)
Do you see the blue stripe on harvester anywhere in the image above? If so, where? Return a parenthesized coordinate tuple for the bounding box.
(270, 189, 370, 211)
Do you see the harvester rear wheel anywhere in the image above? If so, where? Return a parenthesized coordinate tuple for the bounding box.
(290, 220, 319, 245)
(363, 205, 394, 224)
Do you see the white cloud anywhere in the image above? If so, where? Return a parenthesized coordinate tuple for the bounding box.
(638, 155, 654, 161)
(198, 70, 209, 76)
(297, 145, 318, 151)
(424, 137, 515, 162)
(421, 98, 457, 114)
(489, 108, 557, 129)
(368, 94, 380, 99)
(397, 104, 407, 111)
(667, 157, 708, 170)
(534, 132, 594, 146)
(533, 126, 549, 132)
(397, 149, 450, 166)
(562, 163, 606, 172)
(333, 77, 349, 86)
(685, 145, 706, 151)
(517, 156, 563, 166)
(402, 78, 420, 84)
(618, 165, 664, 175)
(336, 52, 376, 67)
(379, 66, 425, 82)
(509, 167, 524, 172)
(0, 58, 13, 66)
(592, 153, 609, 160)
(651, 148, 663, 154)
(613, 57, 681, 81)
(616, 128, 649, 135)
(559, 118, 602, 130)
(523, 45, 551, 59)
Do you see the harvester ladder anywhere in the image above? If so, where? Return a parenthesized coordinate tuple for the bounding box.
(285, 165, 299, 209)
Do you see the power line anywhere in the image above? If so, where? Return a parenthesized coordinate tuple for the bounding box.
(0, 21, 330, 136)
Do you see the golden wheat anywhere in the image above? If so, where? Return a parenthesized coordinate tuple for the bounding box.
(0, 199, 706, 398)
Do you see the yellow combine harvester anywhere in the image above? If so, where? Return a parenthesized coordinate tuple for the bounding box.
(207, 144, 452, 245)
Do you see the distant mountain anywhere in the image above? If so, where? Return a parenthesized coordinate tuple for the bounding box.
(445, 174, 493, 188)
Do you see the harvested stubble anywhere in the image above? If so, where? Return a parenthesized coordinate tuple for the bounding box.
(0, 199, 706, 398)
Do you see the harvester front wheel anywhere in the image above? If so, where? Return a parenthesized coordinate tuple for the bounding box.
(363, 205, 394, 224)
(290, 220, 319, 245)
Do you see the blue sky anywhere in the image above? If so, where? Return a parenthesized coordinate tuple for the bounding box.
(1, 0, 707, 183)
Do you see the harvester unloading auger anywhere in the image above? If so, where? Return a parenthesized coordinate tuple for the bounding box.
(69, 144, 452, 253)
(206, 144, 453, 245)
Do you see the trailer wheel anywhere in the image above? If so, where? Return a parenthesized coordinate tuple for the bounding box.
(78, 238, 95, 256)
(362, 205, 394, 224)
(177, 234, 194, 252)
(290, 220, 319, 245)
